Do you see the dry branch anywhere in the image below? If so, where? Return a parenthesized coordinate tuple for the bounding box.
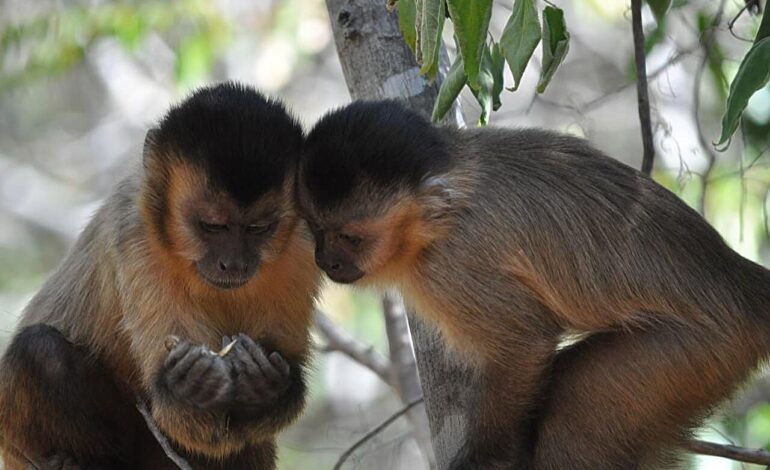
(333, 398, 424, 470)
(315, 309, 393, 386)
(685, 438, 770, 465)
(136, 398, 192, 470)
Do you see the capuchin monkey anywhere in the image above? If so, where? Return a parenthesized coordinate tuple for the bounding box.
(0, 83, 320, 470)
(297, 100, 770, 469)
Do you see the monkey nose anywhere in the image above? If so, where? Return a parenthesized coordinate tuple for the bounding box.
(218, 259, 248, 274)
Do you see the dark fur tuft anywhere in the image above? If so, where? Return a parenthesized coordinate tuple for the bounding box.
(153, 82, 302, 204)
(302, 100, 451, 208)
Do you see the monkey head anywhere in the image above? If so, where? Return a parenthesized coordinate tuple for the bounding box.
(298, 101, 457, 285)
(141, 82, 303, 290)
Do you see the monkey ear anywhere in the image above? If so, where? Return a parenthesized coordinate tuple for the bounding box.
(143, 128, 159, 167)
(418, 176, 457, 222)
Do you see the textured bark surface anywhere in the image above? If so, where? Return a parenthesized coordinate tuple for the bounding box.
(324, 1, 468, 468)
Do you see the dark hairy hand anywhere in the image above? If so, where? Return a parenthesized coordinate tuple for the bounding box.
(38, 454, 116, 470)
(222, 333, 292, 410)
(161, 340, 233, 410)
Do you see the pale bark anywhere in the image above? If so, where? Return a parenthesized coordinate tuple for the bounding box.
(324, 1, 468, 468)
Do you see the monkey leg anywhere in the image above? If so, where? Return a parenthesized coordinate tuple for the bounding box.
(0, 324, 141, 469)
(449, 335, 558, 470)
(533, 324, 758, 470)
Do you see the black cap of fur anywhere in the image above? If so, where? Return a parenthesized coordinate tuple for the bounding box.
(302, 100, 451, 209)
(153, 82, 302, 204)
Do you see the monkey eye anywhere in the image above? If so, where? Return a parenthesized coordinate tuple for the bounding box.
(246, 222, 274, 235)
(337, 233, 362, 247)
(200, 221, 229, 233)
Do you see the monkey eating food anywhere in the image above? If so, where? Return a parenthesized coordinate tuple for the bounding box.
(297, 100, 770, 469)
(0, 82, 320, 469)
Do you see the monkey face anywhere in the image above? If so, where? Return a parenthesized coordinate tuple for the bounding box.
(298, 101, 456, 286)
(296, 185, 433, 286)
(185, 190, 286, 290)
(139, 83, 304, 291)
(157, 162, 298, 290)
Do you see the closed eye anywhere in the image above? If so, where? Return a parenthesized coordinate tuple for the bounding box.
(246, 222, 275, 235)
(337, 233, 362, 247)
(200, 221, 228, 233)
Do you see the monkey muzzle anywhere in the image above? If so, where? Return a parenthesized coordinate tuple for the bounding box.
(315, 253, 365, 284)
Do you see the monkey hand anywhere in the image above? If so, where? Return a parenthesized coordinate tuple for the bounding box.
(161, 340, 233, 410)
(222, 333, 292, 410)
(39, 454, 81, 470)
(39, 454, 114, 470)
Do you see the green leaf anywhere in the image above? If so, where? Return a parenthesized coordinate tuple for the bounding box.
(646, 0, 671, 24)
(419, 0, 446, 79)
(398, 0, 418, 55)
(499, 0, 540, 91)
(432, 56, 467, 123)
(489, 41, 505, 110)
(716, 37, 770, 150)
(471, 44, 496, 125)
(446, 0, 493, 90)
(537, 5, 570, 94)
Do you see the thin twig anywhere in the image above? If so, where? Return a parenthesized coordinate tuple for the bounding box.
(727, 1, 758, 42)
(136, 398, 193, 470)
(631, 0, 655, 175)
(694, 0, 728, 215)
(6, 443, 40, 470)
(333, 398, 424, 470)
(314, 310, 393, 386)
(685, 439, 770, 465)
(706, 147, 770, 182)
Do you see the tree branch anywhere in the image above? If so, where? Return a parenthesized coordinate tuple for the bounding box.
(693, 0, 727, 215)
(631, 0, 655, 175)
(314, 309, 394, 387)
(135, 398, 192, 470)
(684, 438, 770, 465)
(382, 292, 436, 467)
(333, 398, 424, 470)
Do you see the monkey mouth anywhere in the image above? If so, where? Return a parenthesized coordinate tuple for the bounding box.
(324, 269, 365, 284)
(198, 272, 251, 290)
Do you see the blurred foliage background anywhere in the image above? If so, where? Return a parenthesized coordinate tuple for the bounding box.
(1, 0, 770, 468)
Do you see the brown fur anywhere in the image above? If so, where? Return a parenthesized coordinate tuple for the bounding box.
(299, 106, 770, 469)
(0, 151, 319, 468)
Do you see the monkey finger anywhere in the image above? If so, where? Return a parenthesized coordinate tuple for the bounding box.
(181, 353, 216, 386)
(268, 351, 291, 378)
(191, 361, 232, 406)
(164, 340, 192, 369)
(237, 334, 279, 381)
(166, 345, 208, 385)
(232, 342, 261, 378)
(221, 335, 232, 349)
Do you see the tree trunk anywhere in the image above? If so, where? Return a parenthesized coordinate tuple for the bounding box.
(324, 1, 468, 468)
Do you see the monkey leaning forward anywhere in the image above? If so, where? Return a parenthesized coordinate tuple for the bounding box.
(297, 100, 770, 469)
(0, 83, 320, 470)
